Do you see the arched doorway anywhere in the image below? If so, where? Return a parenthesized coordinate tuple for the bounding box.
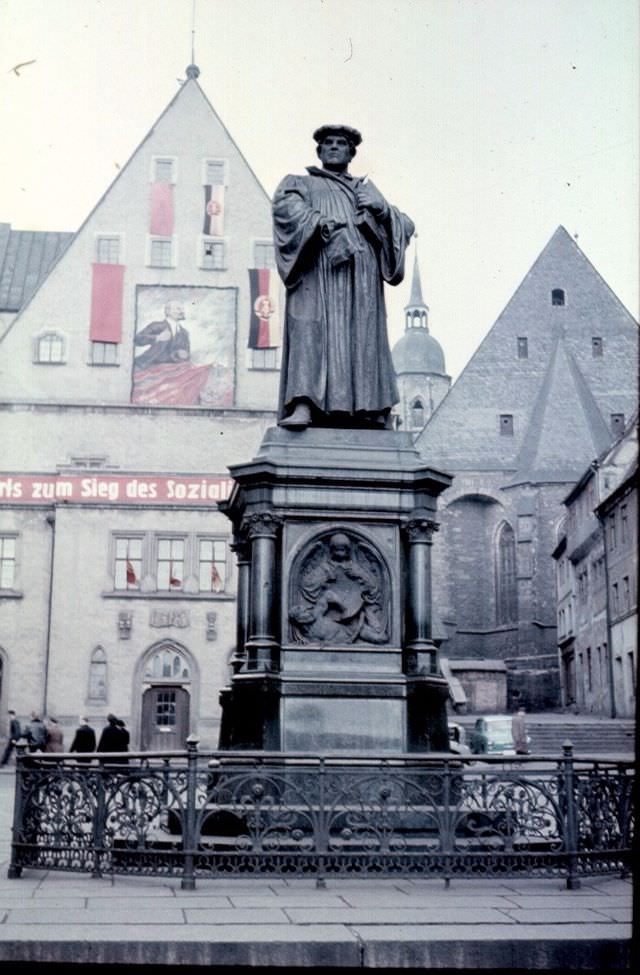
(140, 643, 191, 751)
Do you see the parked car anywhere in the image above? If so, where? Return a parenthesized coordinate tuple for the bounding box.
(469, 716, 516, 756)
(448, 722, 471, 756)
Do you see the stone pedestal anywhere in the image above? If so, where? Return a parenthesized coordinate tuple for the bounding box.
(218, 426, 452, 753)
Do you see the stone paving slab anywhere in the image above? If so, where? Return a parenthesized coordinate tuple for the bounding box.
(282, 906, 516, 925)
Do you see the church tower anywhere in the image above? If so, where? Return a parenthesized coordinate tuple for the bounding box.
(392, 255, 450, 432)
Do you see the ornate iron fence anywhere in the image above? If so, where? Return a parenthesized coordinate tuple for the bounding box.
(8, 740, 634, 890)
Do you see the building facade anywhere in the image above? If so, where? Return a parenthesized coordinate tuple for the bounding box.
(0, 70, 282, 749)
(416, 228, 638, 710)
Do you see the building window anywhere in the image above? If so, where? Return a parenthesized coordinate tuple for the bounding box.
(153, 157, 176, 183)
(499, 414, 514, 436)
(621, 505, 628, 543)
(95, 235, 122, 264)
(149, 237, 174, 267)
(157, 538, 185, 591)
(551, 288, 565, 306)
(591, 336, 603, 358)
(610, 413, 625, 436)
(622, 576, 630, 610)
(198, 539, 226, 593)
(204, 159, 226, 185)
(0, 536, 16, 589)
(90, 341, 119, 365)
(35, 331, 65, 363)
(253, 240, 275, 268)
(251, 347, 280, 370)
(201, 238, 226, 269)
(155, 689, 177, 727)
(517, 337, 528, 359)
(144, 647, 190, 681)
(608, 513, 617, 551)
(586, 648, 592, 692)
(496, 522, 517, 624)
(88, 646, 108, 702)
(612, 582, 619, 615)
(410, 398, 425, 429)
(114, 537, 142, 591)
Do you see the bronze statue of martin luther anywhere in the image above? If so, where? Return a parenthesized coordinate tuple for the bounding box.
(272, 125, 415, 430)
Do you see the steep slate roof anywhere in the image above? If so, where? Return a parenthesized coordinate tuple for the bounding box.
(0, 223, 73, 312)
(416, 226, 639, 480)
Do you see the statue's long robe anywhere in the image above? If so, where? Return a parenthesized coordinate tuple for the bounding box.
(273, 166, 414, 419)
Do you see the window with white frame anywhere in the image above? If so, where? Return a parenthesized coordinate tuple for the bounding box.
(35, 331, 65, 363)
(0, 536, 16, 589)
(204, 159, 226, 186)
(153, 157, 176, 183)
(198, 539, 226, 593)
(90, 341, 119, 365)
(253, 240, 275, 269)
(95, 235, 122, 264)
(251, 347, 280, 370)
(157, 538, 185, 591)
(114, 537, 142, 591)
(201, 238, 226, 269)
(149, 236, 174, 267)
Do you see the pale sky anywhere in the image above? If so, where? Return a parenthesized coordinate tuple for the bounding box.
(1, 0, 637, 379)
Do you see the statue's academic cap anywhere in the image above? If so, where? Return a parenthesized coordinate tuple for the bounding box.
(313, 124, 362, 147)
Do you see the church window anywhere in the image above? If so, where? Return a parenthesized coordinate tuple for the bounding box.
(496, 523, 517, 624)
(144, 646, 190, 681)
(198, 539, 227, 593)
(153, 157, 176, 183)
(517, 337, 528, 358)
(149, 236, 174, 267)
(251, 348, 280, 370)
(90, 341, 119, 365)
(95, 235, 122, 264)
(156, 538, 185, 591)
(114, 537, 143, 591)
(0, 536, 17, 590)
(35, 331, 65, 363)
(201, 238, 226, 270)
(499, 414, 514, 436)
(88, 646, 107, 702)
(410, 398, 425, 428)
(592, 336, 603, 357)
(551, 288, 565, 306)
(204, 159, 227, 186)
(253, 240, 275, 268)
(610, 413, 625, 436)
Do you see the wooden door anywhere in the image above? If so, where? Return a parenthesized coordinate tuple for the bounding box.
(141, 686, 190, 751)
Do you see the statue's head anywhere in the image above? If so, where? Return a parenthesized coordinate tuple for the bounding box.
(328, 532, 352, 561)
(314, 124, 361, 169)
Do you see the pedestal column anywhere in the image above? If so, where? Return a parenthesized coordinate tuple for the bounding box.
(244, 509, 282, 671)
(403, 510, 439, 675)
(229, 532, 250, 674)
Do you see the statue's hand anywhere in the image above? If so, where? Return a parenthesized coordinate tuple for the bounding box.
(320, 218, 346, 241)
(355, 182, 388, 218)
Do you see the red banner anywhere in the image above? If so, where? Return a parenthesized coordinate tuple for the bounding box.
(0, 474, 233, 506)
(90, 263, 125, 342)
(150, 182, 174, 236)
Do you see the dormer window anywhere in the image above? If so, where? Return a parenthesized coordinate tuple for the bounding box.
(551, 289, 565, 306)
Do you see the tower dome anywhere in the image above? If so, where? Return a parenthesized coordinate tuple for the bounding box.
(391, 255, 450, 432)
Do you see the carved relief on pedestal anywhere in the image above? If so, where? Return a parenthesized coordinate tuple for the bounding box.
(288, 530, 390, 645)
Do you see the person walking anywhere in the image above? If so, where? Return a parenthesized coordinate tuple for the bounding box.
(44, 716, 64, 753)
(511, 706, 529, 755)
(26, 712, 47, 753)
(0, 710, 22, 766)
(97, 714, 129, 764)
(69, 716, 96, 762)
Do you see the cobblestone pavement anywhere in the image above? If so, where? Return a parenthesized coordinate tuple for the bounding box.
(0, 770, 632, 969)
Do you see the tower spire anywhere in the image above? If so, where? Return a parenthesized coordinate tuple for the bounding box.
(404, 251, 429, 332)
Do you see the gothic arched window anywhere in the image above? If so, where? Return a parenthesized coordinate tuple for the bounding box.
(496, 523, 517, 624)
(88, 646, 108, 702)
(144, 646, 190, 681)
(410, 398, 425, 429)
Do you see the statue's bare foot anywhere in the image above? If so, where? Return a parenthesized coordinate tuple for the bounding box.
(280, 402, 311, 429)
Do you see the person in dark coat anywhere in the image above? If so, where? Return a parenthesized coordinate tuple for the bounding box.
(1, 710, 22, 765)
(69, 716, 97, 762)
(97, 714, 129, 764)
(26, 712, 47, 752)
(44, 717, 64, 753)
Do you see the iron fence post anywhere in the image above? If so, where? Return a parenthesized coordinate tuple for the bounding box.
(315, 758, 327, 888)
(181, 735, 199, 890)
(442, 757, 452, 887)
(562, 740, 581, 890)
(7, 740, 28, 878)
(92, 763, 106, 878)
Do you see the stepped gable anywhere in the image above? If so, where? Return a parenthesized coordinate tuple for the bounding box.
(416, 226, 639, 474)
